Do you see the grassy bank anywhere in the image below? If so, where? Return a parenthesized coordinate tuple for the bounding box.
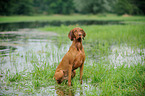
(0, 14, 145, 23)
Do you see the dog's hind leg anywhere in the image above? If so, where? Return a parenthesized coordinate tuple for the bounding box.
(71, 70, 76, 78)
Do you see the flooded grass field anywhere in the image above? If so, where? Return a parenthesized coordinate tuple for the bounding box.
(0, 16, 145, 95)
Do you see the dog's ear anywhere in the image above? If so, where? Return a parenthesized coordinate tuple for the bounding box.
(68, 29, 75, 41)
(82, 29, 86, 40)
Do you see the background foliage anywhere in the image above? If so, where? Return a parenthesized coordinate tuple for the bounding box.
(0, 0, 145, 16)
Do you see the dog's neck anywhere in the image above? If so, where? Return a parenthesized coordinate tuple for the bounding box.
(72, 38, 82, 51)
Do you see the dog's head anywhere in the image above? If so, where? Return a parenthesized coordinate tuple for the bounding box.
(68, 27, 86, 41)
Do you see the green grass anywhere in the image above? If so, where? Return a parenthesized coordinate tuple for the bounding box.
(40, 24, 145, 95)
(0, 16, 145, 95)
(84, 62, 145, 96)
(0, 14, 145, 23)
(41, 24, 145, 53)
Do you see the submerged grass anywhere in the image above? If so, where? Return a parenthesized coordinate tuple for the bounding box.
(0, 21, 145, 95)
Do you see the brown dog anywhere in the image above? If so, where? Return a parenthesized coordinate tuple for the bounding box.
(54, 27, 86, 86)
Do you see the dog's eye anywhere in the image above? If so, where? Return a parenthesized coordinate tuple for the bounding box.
(80, 30, 83, 32)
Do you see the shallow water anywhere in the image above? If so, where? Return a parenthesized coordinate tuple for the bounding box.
(0, 28, 144, 95)
(0, 20, 124, 31)
(109, 45, 145, 68)
(0, 29, 101, 95)
(0, 29, 60, 72)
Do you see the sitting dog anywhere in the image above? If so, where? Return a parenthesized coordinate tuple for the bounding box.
(54, 27, 86, 86)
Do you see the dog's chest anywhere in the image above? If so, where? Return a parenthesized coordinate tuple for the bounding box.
(73, 51, 84, 69)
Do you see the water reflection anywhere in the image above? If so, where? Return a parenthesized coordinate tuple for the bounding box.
(0, 29, 58, 57)
(0, 20, 124, 31)
(0, 46, 16, 56)
(55, 86, 74, 96)
(55, 84, 86, 96)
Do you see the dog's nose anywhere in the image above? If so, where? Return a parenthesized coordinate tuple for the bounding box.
(79, 34, 81, 36)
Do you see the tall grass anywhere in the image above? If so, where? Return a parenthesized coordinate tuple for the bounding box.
(41, 24, 145, 55)
(83, 62, 145, 95)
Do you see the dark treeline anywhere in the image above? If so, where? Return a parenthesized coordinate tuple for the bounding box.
(0, 0, 145, 16)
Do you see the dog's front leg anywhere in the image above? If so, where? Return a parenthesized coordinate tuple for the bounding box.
(80, 63, 84, 84)
(68, 64, 72, 86)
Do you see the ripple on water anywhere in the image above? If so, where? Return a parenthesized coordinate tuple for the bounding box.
(108, 45, 145, 68)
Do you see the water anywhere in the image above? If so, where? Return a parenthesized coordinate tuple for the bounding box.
(109, 45, 145, 68)
(0, 28, 57, 56)
(0, 20, 124, 31)
(0, 29, 100, 95)
(0, 29, 58, 71)
(0, 46, 17, 56)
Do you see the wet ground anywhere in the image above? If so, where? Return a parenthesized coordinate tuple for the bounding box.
(0, 28, 101, 95)
(0, 19, 144, 95)
(0, 28, 144, 95)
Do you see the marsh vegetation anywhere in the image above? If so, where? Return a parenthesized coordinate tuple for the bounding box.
(0, 15, 145, 95)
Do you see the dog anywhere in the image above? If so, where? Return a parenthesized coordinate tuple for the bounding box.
(54, 27, 86, 86)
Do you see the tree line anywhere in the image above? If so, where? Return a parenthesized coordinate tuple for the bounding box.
(0, 0, 145, 16)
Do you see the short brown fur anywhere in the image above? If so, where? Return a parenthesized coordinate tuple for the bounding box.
(54, 27, 86, 86)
